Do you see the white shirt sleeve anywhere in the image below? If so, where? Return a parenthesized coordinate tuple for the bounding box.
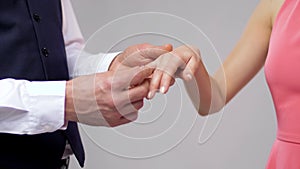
(0, 0, 119, 135)
(61, 0, 120, 78)
(0, 79, 66, 134)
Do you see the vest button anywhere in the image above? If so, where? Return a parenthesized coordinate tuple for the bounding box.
(33, 13, 41, 22)
(41, 48, 49, 57)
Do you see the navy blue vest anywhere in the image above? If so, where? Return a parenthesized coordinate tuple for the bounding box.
(0, 1, 84, 168)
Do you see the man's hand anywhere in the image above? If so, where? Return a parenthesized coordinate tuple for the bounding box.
(65, 66, 153, 127)
(109, 43, 173, 71)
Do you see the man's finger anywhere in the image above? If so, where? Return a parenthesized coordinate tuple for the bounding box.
(116, 100, 144, 116)
(119, 112, 139, 125)
(129, 66, 154, 87)
(109, 112, 138, 127)
(138, 44, 173, 60)
(112, 66, 153, 89)
(113, 79, 149, 108)
(121, 44, 173, 66)
(127, 80, 150, 102)
(138, 43, 173, 52)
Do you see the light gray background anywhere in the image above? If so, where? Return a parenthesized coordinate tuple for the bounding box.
(69, 0, 276, 168)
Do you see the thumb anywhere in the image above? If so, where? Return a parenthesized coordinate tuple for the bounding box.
(129, 66, 154, 86)
(150, 44, 173, 52)
(163, 44, 173, 52)
(138, 44, 173, 60)
(138, 43, 173, 52)
(114, 66, 154, 89)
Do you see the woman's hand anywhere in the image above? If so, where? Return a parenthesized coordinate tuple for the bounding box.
(147, 45, 202, 99)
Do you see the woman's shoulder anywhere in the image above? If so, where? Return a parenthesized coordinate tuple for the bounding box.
(271, 0, 286, 26)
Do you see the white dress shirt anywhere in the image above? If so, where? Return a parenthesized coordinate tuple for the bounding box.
(0, 0, 119, 135)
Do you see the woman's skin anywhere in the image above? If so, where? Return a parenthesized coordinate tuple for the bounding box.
(147, 0, 285, 116)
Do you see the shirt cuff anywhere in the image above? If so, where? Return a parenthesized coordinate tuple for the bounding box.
(25, 81, 66, 134)
(72, 51, 121, 78)
(96, 52, 121, 73)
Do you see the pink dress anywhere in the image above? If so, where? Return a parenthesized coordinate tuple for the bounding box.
(265, 0, 300, 168)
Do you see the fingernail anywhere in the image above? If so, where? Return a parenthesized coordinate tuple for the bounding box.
(186, 73, 192, 81)
(165, 44, 172, 50)
(148, 91, 154, 99)
(160, 86, 166, 93)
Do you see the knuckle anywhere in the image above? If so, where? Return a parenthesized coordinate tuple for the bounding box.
(100, 77, 113, 91)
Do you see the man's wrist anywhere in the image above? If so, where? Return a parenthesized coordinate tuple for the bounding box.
(65, 80, 77, 122)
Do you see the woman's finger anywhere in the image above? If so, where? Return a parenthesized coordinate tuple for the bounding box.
(148, 69, 163, 99)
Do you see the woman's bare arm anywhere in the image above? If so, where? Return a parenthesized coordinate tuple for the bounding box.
(149, 0, 276, 116)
